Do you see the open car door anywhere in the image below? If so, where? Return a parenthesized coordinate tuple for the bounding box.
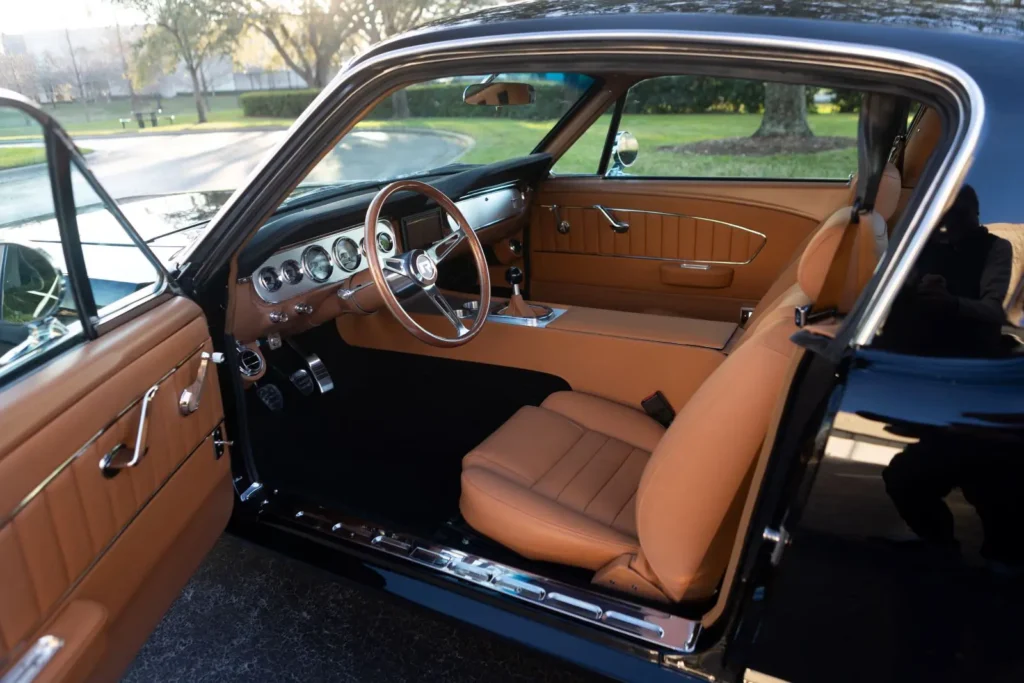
(0, 94, 232, 682)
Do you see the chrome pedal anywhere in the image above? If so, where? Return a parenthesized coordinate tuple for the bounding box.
(256, 384, 284, 412)
(289, 369, 315, 396)
(285, 339, 334, 394)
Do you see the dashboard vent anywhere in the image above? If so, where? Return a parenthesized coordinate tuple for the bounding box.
(238, 346, 264, 378)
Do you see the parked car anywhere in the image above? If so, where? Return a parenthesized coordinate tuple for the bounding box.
(1, 2, 1022, 682)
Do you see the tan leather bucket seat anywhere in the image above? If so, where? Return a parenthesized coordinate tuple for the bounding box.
(460, 207, 884, 603)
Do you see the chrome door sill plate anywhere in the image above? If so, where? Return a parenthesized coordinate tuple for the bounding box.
(282, 505, 700, 653)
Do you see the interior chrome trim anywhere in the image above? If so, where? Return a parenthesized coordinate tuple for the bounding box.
(0, 341, 209, 528)
(0, 635, 64, 683)
(281, 505, 701, 653)
(443, 185, 526, 234)
(252, 220, 397, 304)
(538, 204, 767, 264)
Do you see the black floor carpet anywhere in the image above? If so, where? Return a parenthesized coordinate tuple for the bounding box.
(123, 534, 600, 683)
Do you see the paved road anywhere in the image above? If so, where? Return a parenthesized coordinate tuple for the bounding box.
(0, 128, 468, 226)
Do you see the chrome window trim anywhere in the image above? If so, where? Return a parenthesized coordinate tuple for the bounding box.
(537, 204, 767, 265)
(189, 29, 982, 346)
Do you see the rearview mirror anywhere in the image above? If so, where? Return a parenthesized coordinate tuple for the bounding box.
(463, 82, 536, 107)
(0, 242, 68, 365)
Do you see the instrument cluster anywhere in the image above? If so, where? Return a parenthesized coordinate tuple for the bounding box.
(252, 220, 397, 304)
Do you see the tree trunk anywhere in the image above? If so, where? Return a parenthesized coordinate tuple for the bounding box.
(64, 29, 89, 122)
(188, 66, 208, 123)
(754, 83, 812, 138)
(391, 89, 410, 119)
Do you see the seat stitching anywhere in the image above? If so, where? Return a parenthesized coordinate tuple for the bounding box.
(611, 492, 638, 533)
(553, 434, 610, 501)
(529, 424, 588, 492)
(463, 475, 638, 553)
(584, 445, 641, 517)
(468, 454, 536, 487)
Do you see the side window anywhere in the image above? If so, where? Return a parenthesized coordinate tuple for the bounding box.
(558, 76, 861, 180)
(551, 104, 615, 175)
(0, 103, 164, 377)
(69, 162, 162, 315)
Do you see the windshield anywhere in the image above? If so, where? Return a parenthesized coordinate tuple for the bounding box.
(292, 72, 595, 197)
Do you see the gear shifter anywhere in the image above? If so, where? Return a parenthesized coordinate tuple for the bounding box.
(502, 266, 538, 318)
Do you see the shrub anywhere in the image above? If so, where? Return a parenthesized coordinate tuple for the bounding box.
(626, 76, 766, 114)
(240, 89, 321, 118)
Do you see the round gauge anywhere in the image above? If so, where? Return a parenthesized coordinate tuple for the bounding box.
(301, 245, 333, 282)
(359, 237, 366, 256)
(376, 231, 394, 253)
(279, 259, 303, 285)
(257, 266, 282, 293)
(333, 237, 361, 272)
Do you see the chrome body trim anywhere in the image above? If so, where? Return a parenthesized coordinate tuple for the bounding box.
(0, 635, 64, 683)
(284, 505, 701, 653)
(252, 220, 396, 304)
(538, 205, 767, 265)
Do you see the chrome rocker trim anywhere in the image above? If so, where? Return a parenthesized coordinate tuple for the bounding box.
(284, 504, 701, 653)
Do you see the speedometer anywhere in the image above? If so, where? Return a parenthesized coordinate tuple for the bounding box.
(333, 237, 361, 272)
(301, 245, 333, 282)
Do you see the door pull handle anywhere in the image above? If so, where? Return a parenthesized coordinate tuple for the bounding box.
(594, 205, 629, 233)
(179, 351, 224, 416)
(100, 384, 158, 477)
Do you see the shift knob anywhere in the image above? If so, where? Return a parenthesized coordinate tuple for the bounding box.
(505, 266, 524, 286)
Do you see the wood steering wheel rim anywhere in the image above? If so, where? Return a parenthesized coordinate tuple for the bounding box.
(364, 180, 491, 348)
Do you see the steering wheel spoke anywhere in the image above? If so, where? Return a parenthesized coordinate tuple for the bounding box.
(362, 179, 491, 348)
(426, 229, 464, 265)
(423, 285, 469, 336)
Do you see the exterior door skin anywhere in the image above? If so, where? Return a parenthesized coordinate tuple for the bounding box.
(0, 95, 231, 683)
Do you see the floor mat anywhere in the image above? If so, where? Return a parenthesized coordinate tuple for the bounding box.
(122, 534, 599, 683)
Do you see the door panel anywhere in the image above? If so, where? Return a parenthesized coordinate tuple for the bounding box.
(0, 296, 231, 682)
(529, 177, 852, 321)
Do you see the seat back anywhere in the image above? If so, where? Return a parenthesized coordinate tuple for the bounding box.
(633, 208, 884, 601)
(743, 162, 901, 338)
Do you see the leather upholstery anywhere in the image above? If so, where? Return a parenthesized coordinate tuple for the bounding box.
(461, 392, 664, 570)
(0, 297, 231, 682)
(902, 107, 941, 189)
(460, 209, 881, 602)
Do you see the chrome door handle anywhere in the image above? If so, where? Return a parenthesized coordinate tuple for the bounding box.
(595, 205, 629, 233)
(100, 384, 158, 476)
(178, 351, 224, 416)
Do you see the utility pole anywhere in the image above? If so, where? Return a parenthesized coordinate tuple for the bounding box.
(114, 17, 139, 111)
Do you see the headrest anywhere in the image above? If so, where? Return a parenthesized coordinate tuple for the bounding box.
(797, 207, 884, 311)
(902, 107, 941, 189)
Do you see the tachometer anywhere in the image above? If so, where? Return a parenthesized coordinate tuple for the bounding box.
(333, 237, 361, 272)
(279, 259, 303, 285)
(301, 245, 333, 282)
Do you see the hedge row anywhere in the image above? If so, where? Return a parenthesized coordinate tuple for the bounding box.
(240, 80, 861, 120)
(240, 89, 320, 117)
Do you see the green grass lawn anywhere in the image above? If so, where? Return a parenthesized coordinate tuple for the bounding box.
(0, 94, 292, 140)
(0, 147, 46, 169)
(365, 112, 859, 179)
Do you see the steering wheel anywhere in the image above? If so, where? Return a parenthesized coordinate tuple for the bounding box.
(364, 180, 491, 348)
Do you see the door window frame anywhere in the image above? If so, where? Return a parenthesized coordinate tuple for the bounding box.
(0, 92, 174, 386)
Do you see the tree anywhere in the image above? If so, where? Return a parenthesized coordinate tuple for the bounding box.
(237, 0, 361, 88)
(0, 53, 39, 98)
(753, 83, 812, 138)
(118, 0, 243, 123)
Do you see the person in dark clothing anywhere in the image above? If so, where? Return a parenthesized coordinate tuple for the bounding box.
(876, 184, 1013, 357)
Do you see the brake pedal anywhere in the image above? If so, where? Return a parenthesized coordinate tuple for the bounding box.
(285, 339, 334, 394)
(257, 384, 284, 412)
(289, 369, 315, 396)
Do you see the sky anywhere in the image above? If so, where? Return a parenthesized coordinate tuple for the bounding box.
(1, 0, 146, 33)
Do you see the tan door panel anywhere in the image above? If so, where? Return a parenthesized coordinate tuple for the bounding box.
(0, 296, 231, 683)
(530, 177, 852, 321)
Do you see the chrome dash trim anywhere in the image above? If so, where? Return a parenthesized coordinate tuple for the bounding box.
(538, 205, 767, 265)
(0, 340, 210, 528)
(0, 635, 63, 683)
(282, 505, 701, 653)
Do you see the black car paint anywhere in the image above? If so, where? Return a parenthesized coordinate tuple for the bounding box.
(190, 5, 1024, 683)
